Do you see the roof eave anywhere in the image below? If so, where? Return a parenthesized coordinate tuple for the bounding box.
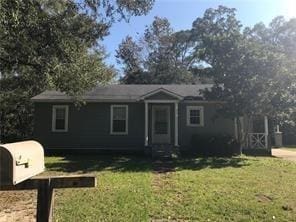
(31, 98, 138, 103)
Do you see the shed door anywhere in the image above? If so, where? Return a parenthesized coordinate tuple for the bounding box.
(152, 105, 170, 144)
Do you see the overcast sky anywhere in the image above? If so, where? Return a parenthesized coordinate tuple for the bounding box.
(103, 0, 296, 68)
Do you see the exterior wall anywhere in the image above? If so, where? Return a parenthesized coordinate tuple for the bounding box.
(178, 102, 235, 148)
(34, 102, 145, 150)
(33, 101, 234, 150)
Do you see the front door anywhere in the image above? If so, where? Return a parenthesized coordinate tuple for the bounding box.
(152, 105, 170, 144)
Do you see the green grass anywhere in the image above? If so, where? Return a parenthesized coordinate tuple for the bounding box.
(45, 155, 296, 222)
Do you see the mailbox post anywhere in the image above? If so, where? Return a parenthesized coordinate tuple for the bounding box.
(0, 141, 96, 222)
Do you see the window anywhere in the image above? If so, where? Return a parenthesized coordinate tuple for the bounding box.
(111, 105, 128, 135)
(186, 106, 204, 127)
(52, 105, 69, 132)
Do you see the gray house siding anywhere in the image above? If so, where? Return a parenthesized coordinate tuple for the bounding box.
(34, 102, 234, 150)
(34, 103, 145, 150)
(178, 102, 235, 148)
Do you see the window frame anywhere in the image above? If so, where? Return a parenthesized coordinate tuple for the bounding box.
(52, 105, 69, 132)
(186, 106, 204, 127)
(110, 105, 128, 135)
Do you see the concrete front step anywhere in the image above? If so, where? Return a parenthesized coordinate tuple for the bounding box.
(151, 145, 175, 159)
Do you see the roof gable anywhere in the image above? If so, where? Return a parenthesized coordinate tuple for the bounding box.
(139, 88, 182, 100)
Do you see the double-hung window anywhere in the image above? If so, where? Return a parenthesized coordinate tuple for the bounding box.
(186, 106, 204, 127)
(52, 105, 69, 132)
(111, 105, 128, 135)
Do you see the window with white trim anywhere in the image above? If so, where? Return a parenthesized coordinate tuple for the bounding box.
(52, 105, 69, 132)
(111, 105, 128, 134)
(186, 106, 204, 126)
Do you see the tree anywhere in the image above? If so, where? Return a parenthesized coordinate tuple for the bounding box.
(189, 6, 296, 145)
(0, 0, 154, 142)
(116, 36, 147, 84)
(117, 17, 200, 84)
(243, 16, 296, 125)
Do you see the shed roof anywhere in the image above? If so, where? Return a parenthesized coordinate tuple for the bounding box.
(31, 84, 213, 102)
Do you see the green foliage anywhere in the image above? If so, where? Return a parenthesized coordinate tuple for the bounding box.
(117, 17, 200, 84)
(190, 134, 240, 156)
(0, 0, 154, 142)
(0, 77, 35, 141)
(116, 36, 146, 84)
(190, 6, 296, 124)
(187, 6, 295, 146)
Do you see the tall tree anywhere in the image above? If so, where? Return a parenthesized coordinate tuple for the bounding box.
(117, 17, 200, 84)
(243, 16, 296, 124)
(0, 0, 154, 142)
(190, 6, 296, 142)
(116, 36, 146, 84)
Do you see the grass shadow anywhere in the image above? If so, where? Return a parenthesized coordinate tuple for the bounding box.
(173, 156, 252, 171)
(45, 154, 152, 173)
(45, 154, 253, 174)
(242, 148, 272, 156)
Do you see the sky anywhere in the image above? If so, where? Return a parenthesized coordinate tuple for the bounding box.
(103, 0, 296, 68)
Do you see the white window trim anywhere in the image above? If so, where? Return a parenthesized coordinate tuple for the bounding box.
(52, 105, 69, 132)
(186, 106, 204, 127)
(110, 105, 128, 135)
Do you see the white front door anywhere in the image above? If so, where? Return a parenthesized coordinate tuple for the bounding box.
(152, 105, 170, 144)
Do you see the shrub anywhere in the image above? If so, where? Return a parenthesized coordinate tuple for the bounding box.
(190, 134, 240, 156)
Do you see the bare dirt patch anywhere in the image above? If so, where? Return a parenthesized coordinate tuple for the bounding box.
(153, 159, 175, 174)
(152, 159, 175, 191)
(255, 193, 273, 203)
(0, 190, 36, 222)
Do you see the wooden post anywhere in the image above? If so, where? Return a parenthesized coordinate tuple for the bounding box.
(174, 102, 179, 147)
(37, 179, 54, 222)
(239, 116, 245, 149)
(234, 117, 238, 140)
(145, 101, 148, 146)
(264, 116, 268, 149)
(0, 175, 96, 222)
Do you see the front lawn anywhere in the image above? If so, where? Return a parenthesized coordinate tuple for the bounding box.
(44, 155, 296, 222)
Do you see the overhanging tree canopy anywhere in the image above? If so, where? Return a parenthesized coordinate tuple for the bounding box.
(192, 6, 296, 124)
(0, 0, 155, 142)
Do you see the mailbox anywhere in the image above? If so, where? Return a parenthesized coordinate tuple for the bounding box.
(0, 140, 45, 185)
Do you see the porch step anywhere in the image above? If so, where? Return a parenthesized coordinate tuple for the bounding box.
(151, 144, 178, 159)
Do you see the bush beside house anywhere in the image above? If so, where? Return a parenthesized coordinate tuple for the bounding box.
(188, 134, 240, 156)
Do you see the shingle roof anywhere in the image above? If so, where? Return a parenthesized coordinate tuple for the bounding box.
(31, 84, 213, 102)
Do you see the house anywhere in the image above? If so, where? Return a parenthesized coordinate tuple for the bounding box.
(31, 84, 237, 153)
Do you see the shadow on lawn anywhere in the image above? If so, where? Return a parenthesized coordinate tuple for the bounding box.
(45, 154, 252, 173)
(173, 156, 252, 171)
(45, 154, 152, 173)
